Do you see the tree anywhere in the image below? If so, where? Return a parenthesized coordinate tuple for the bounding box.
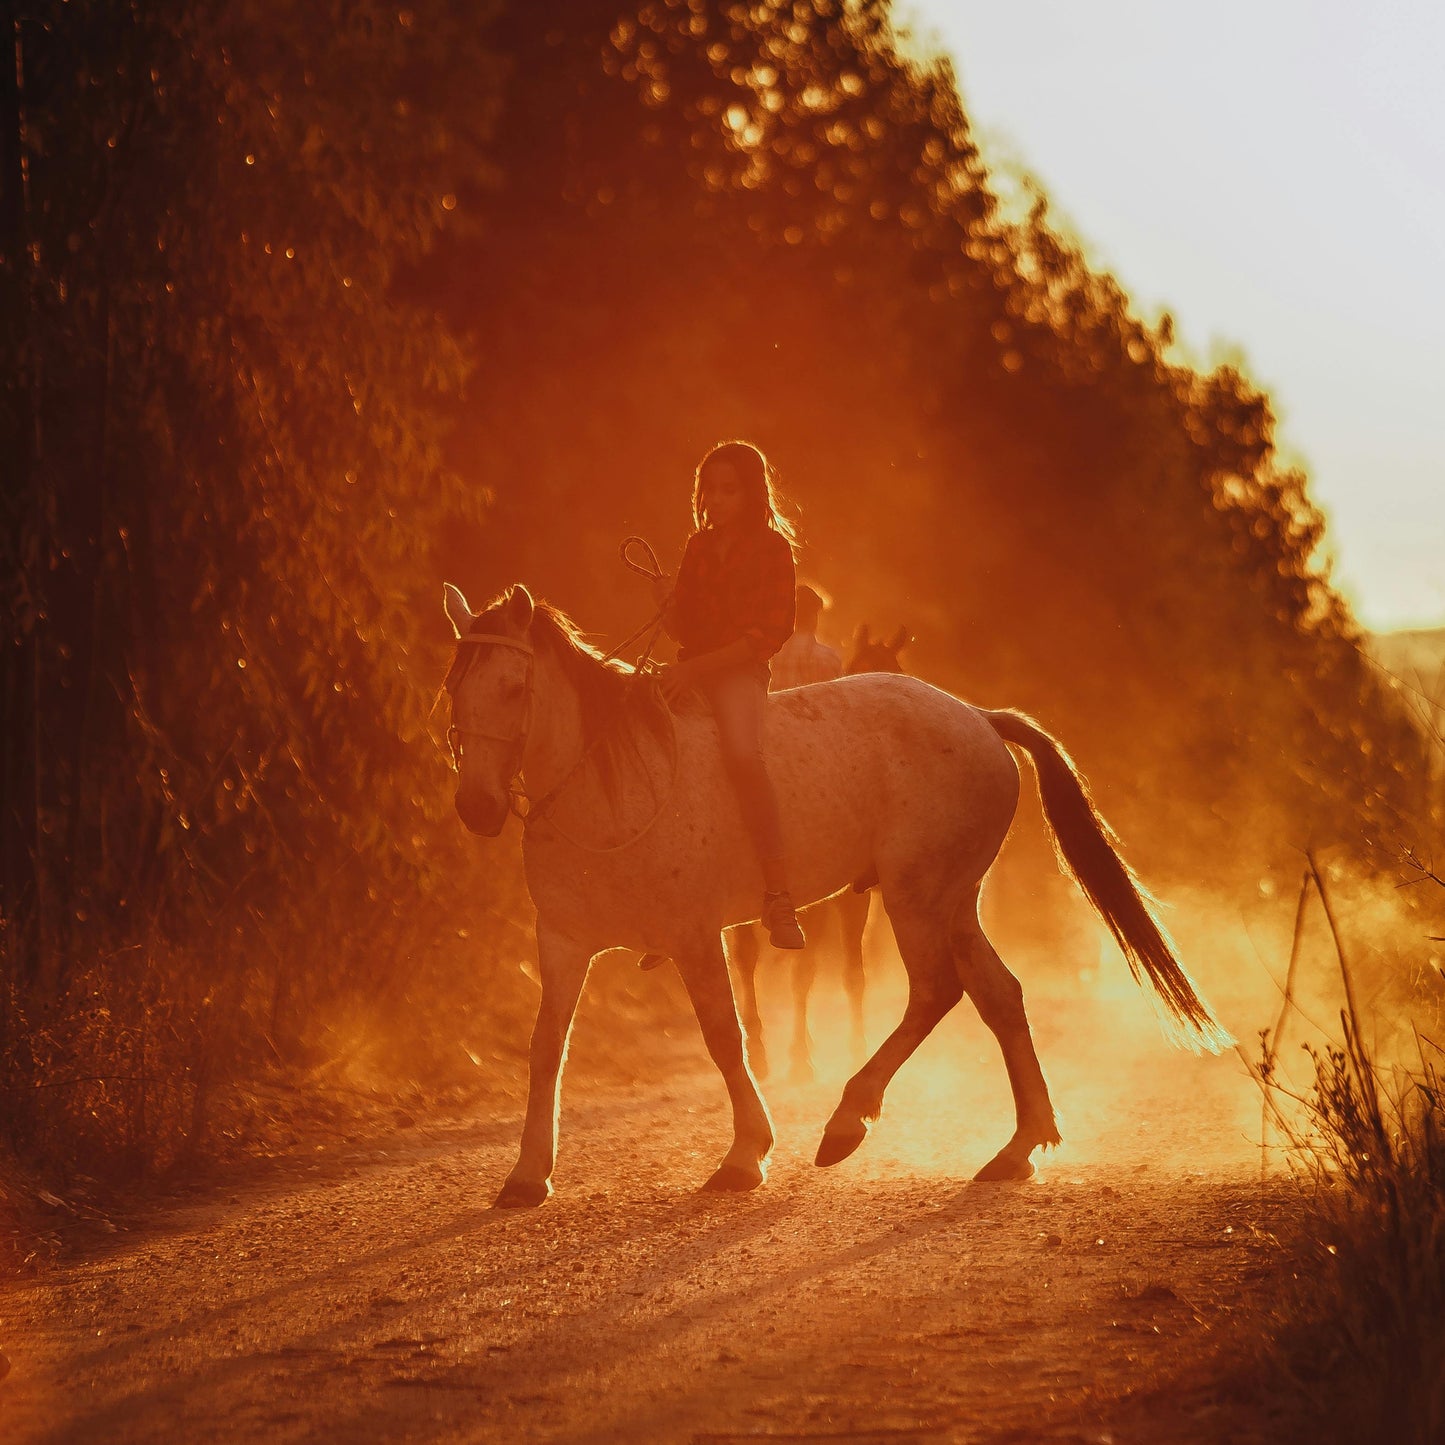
(1, 0, 504, 1165)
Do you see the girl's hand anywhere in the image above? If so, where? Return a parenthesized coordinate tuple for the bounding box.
(650, 573, 673, 608)
(656, 659, 701, 706)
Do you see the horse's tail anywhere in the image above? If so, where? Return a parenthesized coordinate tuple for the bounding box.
(982, 708, 1233, 1055)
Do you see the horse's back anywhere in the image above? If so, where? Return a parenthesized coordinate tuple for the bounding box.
(765, 673, 1019, 896)
(768, 673, 1013, 786)
(525, 671, 1017, 950)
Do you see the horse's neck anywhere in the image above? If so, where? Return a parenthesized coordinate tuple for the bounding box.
(521, 647, 586, 796)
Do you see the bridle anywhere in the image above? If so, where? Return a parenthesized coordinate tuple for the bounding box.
(445, 633, 536, 816)
(444, 621, 679, 849)
(446, 539, 672, 816)
(445, 629, 626, 829)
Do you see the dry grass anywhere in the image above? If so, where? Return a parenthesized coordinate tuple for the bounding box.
(1248, 858, 1445, 1445)
(0, 871, 542, 1186)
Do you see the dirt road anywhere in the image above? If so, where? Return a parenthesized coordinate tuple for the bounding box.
(1, 984, 1298, 1444)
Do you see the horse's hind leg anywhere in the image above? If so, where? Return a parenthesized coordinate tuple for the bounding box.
(816, 902, 963, 1167)
(726, 924, 767, 1081)
(678, 934, 775, 1191)
(956, 908, 1061, 1181)
(788, 947, 816, 1083)
(835, 888, 871, 1065)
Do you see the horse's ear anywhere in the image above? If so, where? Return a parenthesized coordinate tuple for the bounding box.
(443, 582, 475, 638)
(887, 626, 913, 652)
(853, 623, 871, 647)
(506, 584, 535, 631)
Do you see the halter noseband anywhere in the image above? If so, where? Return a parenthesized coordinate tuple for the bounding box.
(445, 633, 536, 795)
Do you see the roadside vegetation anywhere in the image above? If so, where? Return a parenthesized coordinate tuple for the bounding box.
(1251, 861, 1445, 1445)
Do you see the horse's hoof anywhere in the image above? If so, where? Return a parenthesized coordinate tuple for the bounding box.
(702, 1163, 763, 1193)
(494, 1178, 551, 1208)
(973, 1151, 1036, 1183)
(748, 1048, 770, 1082)
(815, 1121, 868, 1167)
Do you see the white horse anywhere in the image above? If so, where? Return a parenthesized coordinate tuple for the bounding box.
(726, 620, 918, 1084)
(443, 584, 1231, 1207)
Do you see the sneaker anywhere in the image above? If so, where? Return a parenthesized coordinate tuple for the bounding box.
(762, 891, 806, 950)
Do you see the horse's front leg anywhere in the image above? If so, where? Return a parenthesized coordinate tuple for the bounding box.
(725, 923, 767, 1080)
(495, 921, 593, 1208)
(677, 934, 775, 1192)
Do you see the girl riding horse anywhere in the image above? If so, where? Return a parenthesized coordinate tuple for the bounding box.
(655, 440, 807, 950)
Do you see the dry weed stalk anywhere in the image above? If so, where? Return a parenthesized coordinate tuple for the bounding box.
(1245, 853, 1445, 1445)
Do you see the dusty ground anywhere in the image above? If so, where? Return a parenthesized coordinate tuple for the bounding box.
(0, 968, 1302, 1445)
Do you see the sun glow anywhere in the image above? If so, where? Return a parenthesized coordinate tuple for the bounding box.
(901, 0, 1445, 631)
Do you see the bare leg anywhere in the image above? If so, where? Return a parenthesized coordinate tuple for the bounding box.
(788, 945, 816, 1083)
(835, 888, 871, 1065)
(677, 934, 775, 1191)
(817, 903, 963, 1166)
(957, 915, 1061, 1181)
(726, 924, 767, 1081)
(496, 922, 593, 1207)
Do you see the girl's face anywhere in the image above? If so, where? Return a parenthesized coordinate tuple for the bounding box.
(701, 459, 749, 531)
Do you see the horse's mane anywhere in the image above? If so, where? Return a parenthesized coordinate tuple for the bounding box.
(465, 593, 668, 798)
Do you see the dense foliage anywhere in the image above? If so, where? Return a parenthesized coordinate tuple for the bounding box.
(1, 0, 507, 1168)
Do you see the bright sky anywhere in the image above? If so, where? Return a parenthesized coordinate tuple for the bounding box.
(900, 0, 1445, 632)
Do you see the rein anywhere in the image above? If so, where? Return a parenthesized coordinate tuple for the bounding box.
(447, 625, 679, 853)
(598, 536, 669, 673)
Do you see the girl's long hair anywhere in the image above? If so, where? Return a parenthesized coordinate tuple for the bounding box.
(692, 440, 799, 554)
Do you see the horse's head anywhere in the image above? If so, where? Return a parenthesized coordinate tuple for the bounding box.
(845, 623, 912, 676)
(443, 582, 536, 836)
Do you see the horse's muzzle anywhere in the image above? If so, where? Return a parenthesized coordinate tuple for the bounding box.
(454, 787, 508, 837)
